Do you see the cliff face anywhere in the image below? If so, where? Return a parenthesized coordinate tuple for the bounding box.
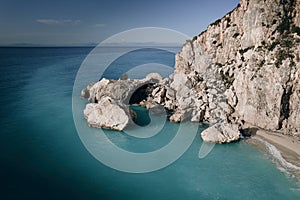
(82, 0, 300, 140)
(149, 0, 300, 137)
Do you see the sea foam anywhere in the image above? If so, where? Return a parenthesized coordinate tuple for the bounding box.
(254, 137, 300, 172)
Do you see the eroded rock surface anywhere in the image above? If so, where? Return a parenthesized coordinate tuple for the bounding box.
(81, 73, 162, 130)
(145, 0, 300, 141)
(201, 122, 241, 143)
(82, 0, 300, 142)
(84, 97, 130, 131)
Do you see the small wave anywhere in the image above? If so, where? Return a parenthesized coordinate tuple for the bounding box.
(254, 137, 300, 171)
(290, 188, 300, 191)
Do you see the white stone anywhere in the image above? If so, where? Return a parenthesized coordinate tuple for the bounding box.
(84, 97, 130, 131)
(201, 122, 240, 143)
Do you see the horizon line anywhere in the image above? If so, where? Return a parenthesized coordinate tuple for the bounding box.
(0, 41, 184, 48)
(0, 44, 183, 48)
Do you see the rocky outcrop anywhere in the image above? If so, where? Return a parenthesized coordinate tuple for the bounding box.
(145, 0, 300, 140)
(84, 97, 130, 131)
(81, 73, 162, 130)
(201, 122, 241, 143)
(82, 0, 300, 142)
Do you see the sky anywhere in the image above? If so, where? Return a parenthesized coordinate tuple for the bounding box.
(0, 0, 240, 46)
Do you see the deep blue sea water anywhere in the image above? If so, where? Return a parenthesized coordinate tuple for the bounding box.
(1, 47, 300, 200)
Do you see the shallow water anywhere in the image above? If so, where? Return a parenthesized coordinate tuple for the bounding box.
(1, 47, 300, 199)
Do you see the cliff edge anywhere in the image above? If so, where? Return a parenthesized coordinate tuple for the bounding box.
(82, 0, 300, 142)
(148, 0, 300, 138)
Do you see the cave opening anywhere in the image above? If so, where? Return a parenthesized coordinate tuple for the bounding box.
(128, 83, 155, 127)
(129, 83, 154, 105)
(279, 86, 292, 129)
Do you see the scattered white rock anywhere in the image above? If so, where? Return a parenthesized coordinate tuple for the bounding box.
(84, 97, 130, 131)
(201, 122, 240, 143)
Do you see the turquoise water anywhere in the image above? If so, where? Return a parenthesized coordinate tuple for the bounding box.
(1, 47, 300, 199)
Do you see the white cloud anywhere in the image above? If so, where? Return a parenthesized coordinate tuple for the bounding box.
(36, 19, 81, 25)
(93, 23, 106, 28)
(36, 19, 60, 25)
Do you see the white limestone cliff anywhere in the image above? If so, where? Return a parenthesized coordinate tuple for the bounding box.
(82, 0, 300, 143)
(147, 0, 300, 141)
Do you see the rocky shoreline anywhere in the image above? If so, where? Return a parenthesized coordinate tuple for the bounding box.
(81, 73, 163, 131)
(82, 0, 300, 143)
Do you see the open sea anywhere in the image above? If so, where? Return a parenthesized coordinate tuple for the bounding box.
(1, 47, 300, 200)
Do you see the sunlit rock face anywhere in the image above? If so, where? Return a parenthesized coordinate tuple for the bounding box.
(82, 0, 300, 142)
(81, 74, 162, 130)
(149, 0, 300, 138)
